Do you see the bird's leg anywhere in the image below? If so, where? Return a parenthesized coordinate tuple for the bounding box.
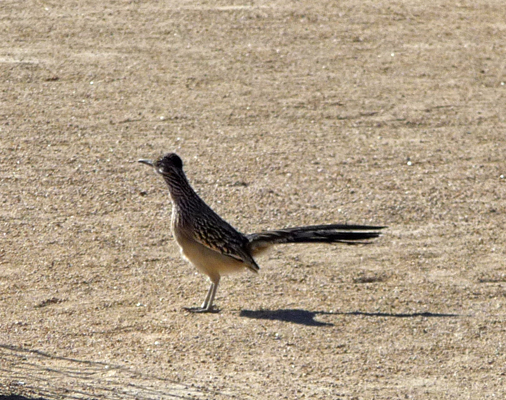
(203, 283, 214, 309)
(184, 277, 220, 313)
(204, 278, 220, 311)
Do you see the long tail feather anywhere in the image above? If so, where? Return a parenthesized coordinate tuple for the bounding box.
(246, 224, 385, 254)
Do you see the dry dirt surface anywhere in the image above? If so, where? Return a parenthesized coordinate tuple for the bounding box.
(1, 0, 506, 399)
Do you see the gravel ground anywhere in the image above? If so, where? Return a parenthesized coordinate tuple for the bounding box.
(1, 0, 506, 398)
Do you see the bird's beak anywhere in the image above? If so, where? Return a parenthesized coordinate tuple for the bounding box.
(138, 159, 154, 167)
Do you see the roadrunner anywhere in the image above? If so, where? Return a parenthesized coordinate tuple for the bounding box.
(139, 153, 385, 312)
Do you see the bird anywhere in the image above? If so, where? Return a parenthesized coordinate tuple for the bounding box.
(138, 153, 385, 313)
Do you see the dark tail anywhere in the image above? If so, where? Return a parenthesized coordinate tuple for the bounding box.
(246, 224, 385, 254)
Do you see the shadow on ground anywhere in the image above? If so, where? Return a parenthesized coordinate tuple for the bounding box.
(240, 309, 460, 326)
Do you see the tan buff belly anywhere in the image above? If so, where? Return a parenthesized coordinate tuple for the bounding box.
(174, 233, 248, 281)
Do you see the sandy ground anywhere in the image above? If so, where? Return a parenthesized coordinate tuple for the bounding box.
(1, 0, 506, 398)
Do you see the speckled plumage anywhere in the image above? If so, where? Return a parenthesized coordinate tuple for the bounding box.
(139, 153, 385, 312)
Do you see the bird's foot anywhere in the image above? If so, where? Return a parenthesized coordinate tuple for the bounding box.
(183, 306, 220, 314)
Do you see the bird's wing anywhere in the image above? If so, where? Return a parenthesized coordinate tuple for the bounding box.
(192, 215, 260, 273)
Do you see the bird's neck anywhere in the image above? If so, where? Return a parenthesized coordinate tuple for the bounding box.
(163, 171, 201, 207)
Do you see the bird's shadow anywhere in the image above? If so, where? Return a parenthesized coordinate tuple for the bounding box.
(239, 309, 460, 327)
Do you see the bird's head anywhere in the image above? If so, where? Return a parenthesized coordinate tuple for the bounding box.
(138, 152, 184, 176)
